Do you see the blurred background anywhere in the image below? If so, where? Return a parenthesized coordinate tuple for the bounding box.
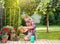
(0, 0, 60, 40)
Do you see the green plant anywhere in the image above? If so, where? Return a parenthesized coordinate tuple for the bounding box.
(17, 26, 23, 30)
(1, 33, 8, 43)
(2, 33, 8, 39)
(2, 25, 16, 34)
(17, 26, 23, 35)
(11, 29, 16, 34)
(21, 18, 26, 26)
(3, 25, 14, 31)
(4, 0, 21, 27)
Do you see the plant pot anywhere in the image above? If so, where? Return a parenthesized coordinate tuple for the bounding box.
(10, 33, 16, 41)
(2, 38, 8, 43)
(17, 36, 20, 41)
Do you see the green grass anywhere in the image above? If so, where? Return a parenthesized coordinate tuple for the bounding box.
(36, 25, 60, 31)
(36, 30, 60, 40)
(36, 25, 60, 40)
(20, 25, 60, 40)
(36, 24, 60, 28)
(20, 30, 60, 40)
(36, 24, 46, 28)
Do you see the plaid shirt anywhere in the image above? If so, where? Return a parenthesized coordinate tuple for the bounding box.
(26, 19, 36, 32)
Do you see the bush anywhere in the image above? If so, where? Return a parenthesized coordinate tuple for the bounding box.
(40, 11, 56, 25)
(55, 13, 60, 25)
(21, 18, 26, 26)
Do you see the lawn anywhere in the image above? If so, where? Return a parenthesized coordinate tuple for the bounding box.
(36, 25, 60, 31)
(20, 31, 60, 40)
(20, 25, 60, 40)
(36, 30, 60, 40)
(36, 25, 60, 40)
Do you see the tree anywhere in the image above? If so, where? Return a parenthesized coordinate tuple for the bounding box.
(54, 8, 60, 25)
(40, 11, 55, 25)
(35, 0, 60, 32)
(34, 0, 51, 32)
(19, 0, 40, 15)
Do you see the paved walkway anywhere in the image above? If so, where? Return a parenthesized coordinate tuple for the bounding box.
(0, 39, 60, 44)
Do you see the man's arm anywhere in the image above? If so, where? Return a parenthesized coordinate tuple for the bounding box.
(23, 26, 33, 30)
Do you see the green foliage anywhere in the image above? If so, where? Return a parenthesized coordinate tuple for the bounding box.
(40, 10, 60, 25)
(48, 11, 55, 25)
(17, 26, 23, 31)
(40, 11, 55, 25)
(11, 30, 15, 34)
(35, 0, 60, 15)
(4, 0, 20, 8)
(21, 18, 26, 26)
(2, 25, 16, 34)
(2, 33, 8, 38)
(20, 0, 39, 15)
(40, 15, 46, 25)
(4, 0, 21, 27)
(36, 0, 60, 25)
(0, 0, 60, 26)
(56, 15, 60, 25)
(36, 30, 60, 39)
(54, 10, 60, 25)
(35, 0, 51, 15)
(17, 26, 23, 35)
(3, 25, 13, 31)
(0, 0, 4, 7)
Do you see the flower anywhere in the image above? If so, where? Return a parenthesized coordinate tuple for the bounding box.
(3, 28, 10, 34)
(0, 31, 2, 34)
(14, 27, 17, 31)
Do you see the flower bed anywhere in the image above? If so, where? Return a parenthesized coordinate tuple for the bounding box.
(0, 25, 22, 43)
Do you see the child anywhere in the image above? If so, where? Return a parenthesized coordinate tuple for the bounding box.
(23, 17, 36, 41)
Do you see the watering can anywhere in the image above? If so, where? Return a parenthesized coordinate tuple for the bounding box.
(30, 35, 35, 43)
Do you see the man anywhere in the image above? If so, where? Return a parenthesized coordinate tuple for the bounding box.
(23, 15, 36, 41)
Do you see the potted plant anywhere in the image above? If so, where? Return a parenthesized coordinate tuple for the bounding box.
(2, 25, 14, 33)
(16, 26, 23, 40)
(1, 33, 8, 43)
(2, 25, 14, 40)
(10, 29, 16, 41)
(16, 30, 20, 41)
(17, 26, 23, 34)
(0, 31, 2, 41)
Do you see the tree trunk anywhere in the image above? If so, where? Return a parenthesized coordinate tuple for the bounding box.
(46, 13, 49, 33)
